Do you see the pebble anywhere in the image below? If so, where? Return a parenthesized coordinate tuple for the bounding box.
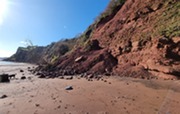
(65, 86, 73, 90)
(0, 94, 8, 99)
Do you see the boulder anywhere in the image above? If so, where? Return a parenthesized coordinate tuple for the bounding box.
(0, 74, 10, 83)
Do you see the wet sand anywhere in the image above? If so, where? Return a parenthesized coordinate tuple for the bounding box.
(0, 63, 180, 114)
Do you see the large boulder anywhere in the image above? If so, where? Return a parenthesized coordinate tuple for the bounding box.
(0, 74, 10, 83)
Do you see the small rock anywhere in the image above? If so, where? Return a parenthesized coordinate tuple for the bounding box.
(38, 75, 46, 78)
(20, 69, 24, 72)
(158, 37, 172, 44)
(65, 86, 73, 90)
(35, 104, 40, 107)
(66, 76, 73, 80)
(0, 94, 8, 99)
(21, 76, 26, 80)
(8, 74, 16, 79)
(75, 56, 84, 62)
(59, 76, 64, 79)
(105, 73, 111, 76)
(27, 77, 32, 80)
(57, 105, 61, 109)
(88, 74, 94, 79)
(36, 72, 41, 76)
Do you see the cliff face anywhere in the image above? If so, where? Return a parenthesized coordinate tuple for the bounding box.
(91, 0, 180, 48)
(9, 0, 180, 79)
(44, 0, 179, 79)
(5, 46, 45, 63)
(88, 0, 180, 79)
(6, 38, 77, 64)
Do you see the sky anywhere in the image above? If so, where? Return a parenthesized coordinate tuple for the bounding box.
(0, 0, 110, 57)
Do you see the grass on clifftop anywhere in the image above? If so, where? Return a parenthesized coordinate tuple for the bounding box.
(155, 1, 180, 38)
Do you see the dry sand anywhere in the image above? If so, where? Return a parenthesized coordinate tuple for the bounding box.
(0, 63, 180, 114)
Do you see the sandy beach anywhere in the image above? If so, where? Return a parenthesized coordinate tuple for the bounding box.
(0, 63, 180, 114)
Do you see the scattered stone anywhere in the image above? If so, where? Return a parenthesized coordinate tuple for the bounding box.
(59, 76, 64, 79)
(36, 72, 41, 76)
(27, 77, 32, 80)
(80, 74, 84, 78)
(141, 76, 145, 79)
(105, 73, 111, 76)
(158, 37, 172, 44)
(88, 74, 94, 79)
(0, 74, 10, 82)
(21, 76, 26, 80)
(66, 76, 73, 80)
(8, 74, 16, 79)
(57, 105, 61, 109)
(75, 56, 84, 62)
(35, 104, 40, 107)
(65, 86, 73, 90)
(38, 74, 46, 78)
(0, 94, 8, 99)
(20, 69, 24, 72)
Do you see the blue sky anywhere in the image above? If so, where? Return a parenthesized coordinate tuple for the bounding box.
(0, 0, 109, 57)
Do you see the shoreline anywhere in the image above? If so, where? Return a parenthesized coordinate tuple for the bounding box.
(0, 63, 180, 114)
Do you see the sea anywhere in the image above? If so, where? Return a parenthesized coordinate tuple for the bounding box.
(0, 61, 16, 65)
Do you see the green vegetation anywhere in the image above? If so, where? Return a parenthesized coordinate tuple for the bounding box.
(95, 0, 126, 24)
(76, 0, 126, 48)
(76, 25, 93, 47)
(43, 38, 78, 64)
(51, 55, 58, 63)
(155, 1, 180, 38)
(83, 40, 93, 51)
(17, 46, 37, 52)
